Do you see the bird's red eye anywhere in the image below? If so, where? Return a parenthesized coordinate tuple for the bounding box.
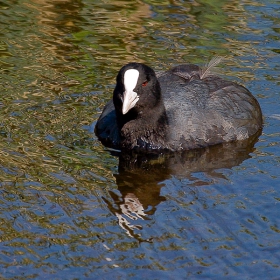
(142, 81, 148, 87)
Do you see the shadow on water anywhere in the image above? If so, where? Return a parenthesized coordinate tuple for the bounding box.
(103, 130, 262, 241)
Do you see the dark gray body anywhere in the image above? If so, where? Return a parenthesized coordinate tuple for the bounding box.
(95, 64, 262, 151)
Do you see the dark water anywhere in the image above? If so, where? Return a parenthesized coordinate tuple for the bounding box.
(0, 0, 280, 279)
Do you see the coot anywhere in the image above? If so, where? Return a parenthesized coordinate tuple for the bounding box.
(95, 60, 262, 152)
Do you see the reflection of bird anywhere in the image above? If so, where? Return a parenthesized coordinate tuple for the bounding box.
(115, 193, 145, 238)
(103, 132, 260, 240)
(103, 191, 155, 240)
(117, 130, 261, 177)
(95, 59, 262, 152)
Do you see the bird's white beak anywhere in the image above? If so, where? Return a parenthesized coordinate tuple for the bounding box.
(122, 69, 139, 114)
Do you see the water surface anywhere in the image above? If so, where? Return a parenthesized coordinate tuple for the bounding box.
(0, 0, 280, 279)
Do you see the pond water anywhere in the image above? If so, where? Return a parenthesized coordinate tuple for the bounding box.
(0, 0, 280, 278)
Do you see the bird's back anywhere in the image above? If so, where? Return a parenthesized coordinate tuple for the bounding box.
(158, 65, 262, 150)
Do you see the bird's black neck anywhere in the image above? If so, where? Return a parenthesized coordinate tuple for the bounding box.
(116, 103, 169, 152)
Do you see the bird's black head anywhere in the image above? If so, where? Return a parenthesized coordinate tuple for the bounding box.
(113, 63, 162, 120)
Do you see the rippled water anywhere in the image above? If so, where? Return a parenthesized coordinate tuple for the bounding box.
(0, 0, 280, 278)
